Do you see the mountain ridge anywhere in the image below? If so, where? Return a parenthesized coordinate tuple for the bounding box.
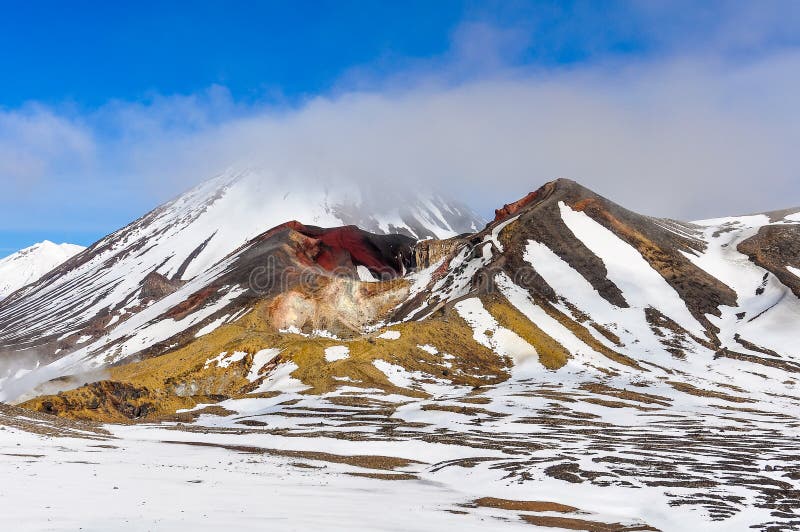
(3, 177, 800, 529)
(2, 176, 797, 404)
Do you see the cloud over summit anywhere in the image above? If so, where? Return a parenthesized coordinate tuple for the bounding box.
(1, 10, 800, 242)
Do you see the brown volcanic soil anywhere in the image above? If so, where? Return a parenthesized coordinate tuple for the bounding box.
(738, 224, 800, 298)
(493, 190, 541, 222)
(513, 180, 736, 332)
(393, 178, 739, 349)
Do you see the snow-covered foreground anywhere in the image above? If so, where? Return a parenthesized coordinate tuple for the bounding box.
(2, 178, 799, 530)
(3, 356, 798, 531)
(0, 425, 535, 532)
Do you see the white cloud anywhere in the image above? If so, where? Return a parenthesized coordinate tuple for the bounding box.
(0, 105, 94, 186)
(1, 35, 799, 233)
(98, 52, 799, 220)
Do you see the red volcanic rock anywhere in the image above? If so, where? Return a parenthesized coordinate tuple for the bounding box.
(251, 221, 415, 277)
(494, 190, 540, 222)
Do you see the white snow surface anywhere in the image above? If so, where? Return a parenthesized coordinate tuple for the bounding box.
(0, 241, 84, 300)
(204, 351, 247, 369)
(324, 345, 350, 362)
(685, 214, 800, 357)
(247, 348, 281, 382)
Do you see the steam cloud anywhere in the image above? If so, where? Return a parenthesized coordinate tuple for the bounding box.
(0, 349, 109, 404)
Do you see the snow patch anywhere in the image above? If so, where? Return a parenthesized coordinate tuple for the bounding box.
(356, 265, 378, 282)
(247, 348, 281, 382)
(194, 314, 230, 338)
(204, 351, 247, 369)
(324, 345, 350, 362)
(454, 297, 537, 363)
(251, 362, 309, 393)
(559, 201, 705, 338)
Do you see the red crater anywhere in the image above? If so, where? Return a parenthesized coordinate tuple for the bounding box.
(262, 221, 414, 277)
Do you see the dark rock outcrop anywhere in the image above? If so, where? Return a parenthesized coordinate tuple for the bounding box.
(141, 272, 185, 303)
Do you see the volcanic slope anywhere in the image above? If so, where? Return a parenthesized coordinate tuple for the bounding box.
(0, 168, 482, 395)
(6, 178, 800, 530)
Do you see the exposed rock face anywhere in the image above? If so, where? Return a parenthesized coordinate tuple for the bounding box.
(227, 221, 415, 335)
(266, 277, 409, 336)
(0, 168, 480, 356)
(140, 272, 185, 302)
(515, 180, 735, 331)
(32, 381, 154, 421)
(493, 190, 540, 222)
(251, 221, 417, 277)
(395, 178, 739, 339)
(414, 237, 463, 269)
(738, 223, 800, 298)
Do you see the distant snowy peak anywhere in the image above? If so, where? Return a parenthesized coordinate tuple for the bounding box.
(0, 168, 483, 350)
(0, 241, 85, 300)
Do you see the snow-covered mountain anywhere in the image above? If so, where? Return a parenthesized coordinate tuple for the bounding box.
(2, 177, 800, 529)
(0, 241, 85, 300)
(0, 168, 483, 382)
(3, 176, 798, 405)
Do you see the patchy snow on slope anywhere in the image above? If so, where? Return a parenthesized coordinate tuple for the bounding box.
(482, 214, 519, 253)
(683, 214, 800, 358)
(454, 298, 537, 363)
(252, 362, 309, 394)
(204, 351, 247, 369)
(372, 360, 466, 397)
(521, 240, 658, 357)
(373, 359, 415, 388)
(559, 201, 705, 338)
(194, 314, 230, 337)
(518, 239, 769, 394)
(377, 330, 401, 340)
(418, 344, 438, 355)
(247, 348, 281, 382)
(494, 272, 632, 374)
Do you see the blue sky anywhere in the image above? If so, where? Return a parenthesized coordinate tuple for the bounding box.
(2, 1, 800, 256)
(0, 1, 462, 108)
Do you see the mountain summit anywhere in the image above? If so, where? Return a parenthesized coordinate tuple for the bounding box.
(3, 176, 798, 403)
(2, 177, 799, 529)
(0, 241, 85, 300)
(0, 169, 482, 394)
